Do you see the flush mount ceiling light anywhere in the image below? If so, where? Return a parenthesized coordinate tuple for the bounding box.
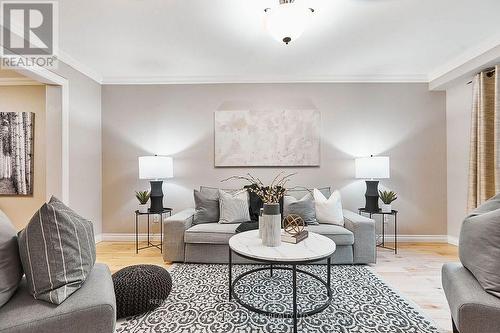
(264, 0, 314, 45)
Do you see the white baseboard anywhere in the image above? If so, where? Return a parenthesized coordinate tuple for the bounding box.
(94, 233, 103, 244)
(380, 234, 448, 243)
(447, 235, 459, 246)
(101, 233, 162, 242)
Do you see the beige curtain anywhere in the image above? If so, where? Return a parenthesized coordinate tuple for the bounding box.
(468, 65, 500, 211)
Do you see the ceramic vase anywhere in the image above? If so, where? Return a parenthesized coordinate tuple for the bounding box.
(138, 204, 148, 214)
(261, 203, 281, 247)
(381, 203, 392, 213)
(258, 208, 264, 239)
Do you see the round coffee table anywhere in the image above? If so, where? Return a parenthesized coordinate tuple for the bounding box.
(228, 230, 336, 333)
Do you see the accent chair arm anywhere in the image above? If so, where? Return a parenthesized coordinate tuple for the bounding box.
(162, 208, 195, 263)
(343, 209, 376, 264)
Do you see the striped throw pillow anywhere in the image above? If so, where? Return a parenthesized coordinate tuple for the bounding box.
(17, 197, 96, 304)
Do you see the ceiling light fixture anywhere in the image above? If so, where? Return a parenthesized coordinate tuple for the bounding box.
(264, 0, 314, 45)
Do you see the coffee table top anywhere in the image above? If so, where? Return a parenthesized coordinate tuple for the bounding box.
(229, 230, 336, 263)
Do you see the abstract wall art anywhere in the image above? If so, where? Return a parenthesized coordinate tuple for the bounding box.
(214, 110, 320, 167)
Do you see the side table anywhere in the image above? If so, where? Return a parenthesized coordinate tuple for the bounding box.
(135, 208, 172, 254)
(358, 208, 398, 254)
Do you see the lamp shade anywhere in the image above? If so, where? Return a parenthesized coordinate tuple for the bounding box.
(138, 156, 173, 180)
(355, 156, 390, 179)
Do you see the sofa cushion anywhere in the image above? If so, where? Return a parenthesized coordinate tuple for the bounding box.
(0, 209, 23, 308)
(17, 197, 96, 305)
(0, 263, 116, 333)
(193, 190, 219, 224)
(459, 193, 500, 298)
(307, 224, 354, 246)
(185, 223, 239, 244)
(185, 222, 354, 246)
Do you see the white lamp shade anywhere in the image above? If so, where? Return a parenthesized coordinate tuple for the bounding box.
(264, 1, 313, 44)
(139, 156, 173, 180)
(355, 156, 390, 179)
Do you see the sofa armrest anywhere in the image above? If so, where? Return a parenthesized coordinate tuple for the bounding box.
(0, 263, 116, 333)
(442, 262, 500, 333)
(162, 208, 195, 263)
(343, 209, 376, 264)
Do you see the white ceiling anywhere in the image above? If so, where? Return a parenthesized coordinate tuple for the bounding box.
(57, 0, 500, 83)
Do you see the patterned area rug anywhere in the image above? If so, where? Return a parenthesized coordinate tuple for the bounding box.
(116, 264, 441, 333)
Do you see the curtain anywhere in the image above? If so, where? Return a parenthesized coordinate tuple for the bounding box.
(467, 65, 500, 211)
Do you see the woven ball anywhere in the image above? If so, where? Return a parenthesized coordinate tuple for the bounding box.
(112, 264, 172, 318)
(283, 214, 305, 235)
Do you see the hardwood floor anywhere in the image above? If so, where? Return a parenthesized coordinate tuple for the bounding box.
(96, 241, 458, 333)
(373, 243, 458, 333)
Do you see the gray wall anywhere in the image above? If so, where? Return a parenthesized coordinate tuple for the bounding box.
(446, 82, 473, 241)
(52, 62, 103, 236)
(102, 83, 447, 236)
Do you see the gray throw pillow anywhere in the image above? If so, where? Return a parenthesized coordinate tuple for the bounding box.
(193, 190, 219, 224)
(200, 186, 240, 198)
(459, 193, 500, 298)
(0, 210, 23, 308)
(287, 187, 331, 200)
(219, 190, 250, 224)
(17, 197, 96, 304)
(283, 194, 318, 225)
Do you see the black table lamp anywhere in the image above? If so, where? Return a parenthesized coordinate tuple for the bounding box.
(355, 155, 390, 212)
(139, 155, 173, 212)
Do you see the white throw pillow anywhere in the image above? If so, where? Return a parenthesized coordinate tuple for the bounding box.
(313, 188, 344, 226)
(218, 190, 250, 224)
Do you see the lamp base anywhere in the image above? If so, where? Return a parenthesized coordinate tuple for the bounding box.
(364, 180, 380, 213)
(149, 180, 164, 212)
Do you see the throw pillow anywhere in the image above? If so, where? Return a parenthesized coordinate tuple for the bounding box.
(287, 187, 331, 200)
(17, 197, 96, 304)
(200, 186, 240, 198)
(313, 188, 344, 226)
(459, 193, 500, 297)
(283, 193, 318, 225)
(218, 190, 251, 224)
(235, 221, 259, 233)
(193, 189, 219, 224)
(0, 210, 23, 308)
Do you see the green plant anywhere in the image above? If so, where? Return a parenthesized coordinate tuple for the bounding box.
(135, 190, 150, 205)
(379, 190, 397, 204)
(222, 172, 296, 204)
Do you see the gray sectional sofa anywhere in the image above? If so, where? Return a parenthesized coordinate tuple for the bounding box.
(162, 188, 377, 264)
(442, 263, 500, 333)
(0, 263, 116, 333)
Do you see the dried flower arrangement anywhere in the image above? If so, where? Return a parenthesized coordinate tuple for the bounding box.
(222, 172, 296, 204)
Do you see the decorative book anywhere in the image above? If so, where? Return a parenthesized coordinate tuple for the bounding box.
(281, 230, 309, 244)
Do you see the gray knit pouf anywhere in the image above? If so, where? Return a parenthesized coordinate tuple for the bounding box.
(112, 264, 172, 318)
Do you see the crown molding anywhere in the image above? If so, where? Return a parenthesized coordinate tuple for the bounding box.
(57, 50, 103, 84)
(428, 35, 500, 90)
(101, 74, 428, 85)
(0, 77, 43, 85)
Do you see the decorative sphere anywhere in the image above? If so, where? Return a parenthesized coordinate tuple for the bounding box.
(283, 214, 305, 235)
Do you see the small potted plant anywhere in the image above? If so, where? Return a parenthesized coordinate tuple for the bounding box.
(379, 190, 397, 213)
(135, 190, 150, 213)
